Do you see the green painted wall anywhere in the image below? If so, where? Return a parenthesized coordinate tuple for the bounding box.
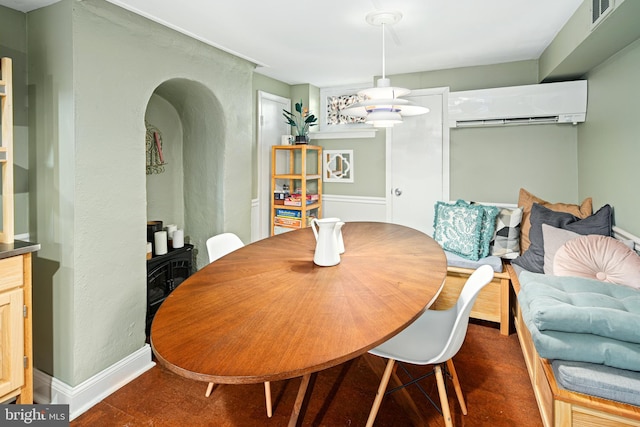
(387, 60, 540, 92)
(28, 0, 254, 386)
(318, 133, 387, 197)
(579, 38, 640, 236)
(145, 94, 185, 228)
(452, 125, 578, 204)
(540, 0, 640, 81)
(28, 0, 75, 379)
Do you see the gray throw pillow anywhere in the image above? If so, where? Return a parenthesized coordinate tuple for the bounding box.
(542, 224, 580, 275)
(512, 203, 612, 273)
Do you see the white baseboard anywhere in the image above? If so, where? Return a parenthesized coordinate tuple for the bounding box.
(33, 344, 155, 421)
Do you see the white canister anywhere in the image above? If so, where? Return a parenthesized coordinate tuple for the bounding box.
(165, 224, 178, 239)
(154, 231, 168, 255)
(172, 229, 184, 249)
(165, 224, 178, 249)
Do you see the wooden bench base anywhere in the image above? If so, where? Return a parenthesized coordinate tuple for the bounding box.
(432, 264, 511, 335)
(508, 264, 640, 427)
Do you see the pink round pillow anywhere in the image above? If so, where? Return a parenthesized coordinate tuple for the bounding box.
(554, 235, 640, 289)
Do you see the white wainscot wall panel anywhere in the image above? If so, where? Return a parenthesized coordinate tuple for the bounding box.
(250, 195, 387, 242)
(322, 195, 386, 222)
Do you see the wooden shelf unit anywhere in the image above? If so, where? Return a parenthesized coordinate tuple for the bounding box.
(0, 58, 14, 244)
(270, 145, 322, 236)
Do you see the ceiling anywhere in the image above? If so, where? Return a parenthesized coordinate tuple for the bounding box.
(3, 0, 583, 88)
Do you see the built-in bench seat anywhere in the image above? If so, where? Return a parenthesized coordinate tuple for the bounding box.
(508, 263, 640, 427)
(432, 251, 512, 335)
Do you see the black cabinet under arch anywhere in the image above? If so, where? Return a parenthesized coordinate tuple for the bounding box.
(146, 244, 193, 337)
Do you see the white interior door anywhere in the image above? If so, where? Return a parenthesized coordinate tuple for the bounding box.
(386, 88, 450, 236)
(257, 91, 290, 241)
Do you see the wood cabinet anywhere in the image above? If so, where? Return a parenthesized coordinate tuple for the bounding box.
(0, 57, 38, 404)
(270, 145, 322, 236)
(0, 243, 39, 404)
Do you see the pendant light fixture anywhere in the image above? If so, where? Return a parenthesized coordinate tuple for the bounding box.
(341, 10, 429, 128)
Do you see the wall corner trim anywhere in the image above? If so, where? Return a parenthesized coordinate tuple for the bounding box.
(33, 344, 155, 421)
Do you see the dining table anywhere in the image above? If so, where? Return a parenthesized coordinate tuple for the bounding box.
(150, 221, 447, 426)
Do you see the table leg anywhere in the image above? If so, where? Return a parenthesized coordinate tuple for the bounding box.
(364, 354, 427, 427)
(288, 373, 316, 427)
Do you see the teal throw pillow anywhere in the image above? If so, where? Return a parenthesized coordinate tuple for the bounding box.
(464, 201, 499, 258)
(433, 201, 484, 261)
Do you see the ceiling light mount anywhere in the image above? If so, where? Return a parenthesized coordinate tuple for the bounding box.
(365, 10, 402, 27)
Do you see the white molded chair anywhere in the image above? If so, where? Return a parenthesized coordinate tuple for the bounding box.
(366, 264, 494, 427)
(204, 232, 273, 418)
(205, 232, 245, 263)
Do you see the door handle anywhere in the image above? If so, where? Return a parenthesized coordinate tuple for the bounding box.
(394, 188, 402, 196)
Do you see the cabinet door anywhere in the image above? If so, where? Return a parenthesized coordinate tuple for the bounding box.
(148, 263, 171, 307)
(0, 288, 24, 397)
(169, 258, 191, 290)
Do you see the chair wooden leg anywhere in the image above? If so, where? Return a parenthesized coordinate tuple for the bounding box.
(205, 382, 214, 397)
(435, 365, 453, 427)
(264, 381, 272, 418)
(366, 358, 396, 427)
(446, 359, 467, 415)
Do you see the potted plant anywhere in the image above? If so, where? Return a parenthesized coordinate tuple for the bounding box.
(283, 99, 318, 144)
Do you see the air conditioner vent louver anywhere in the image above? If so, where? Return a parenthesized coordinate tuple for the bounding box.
(592, 0, 613, 26)
(448, 81, 587, 128)
(456, 116, 560, 128)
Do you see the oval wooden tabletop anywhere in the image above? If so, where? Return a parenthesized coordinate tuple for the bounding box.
(151, 222, 447, 385)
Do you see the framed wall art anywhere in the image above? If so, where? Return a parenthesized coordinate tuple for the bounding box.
(323, 150, 354, 183)
(319, 84, 371, 132)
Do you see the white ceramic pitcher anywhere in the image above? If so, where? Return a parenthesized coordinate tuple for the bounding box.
(311, 218, 345, 267)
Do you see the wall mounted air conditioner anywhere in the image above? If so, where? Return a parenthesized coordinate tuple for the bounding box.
(448, 80, 587, 128)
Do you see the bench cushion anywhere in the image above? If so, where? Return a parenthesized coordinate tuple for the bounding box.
(445, 250, 503, 273)
(518, 271, 640, 371)
(552, 360, 640, 406)
(519, 272, 640, 343)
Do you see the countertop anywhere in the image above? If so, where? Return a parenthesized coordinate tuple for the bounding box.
(0, 240, 41, 260)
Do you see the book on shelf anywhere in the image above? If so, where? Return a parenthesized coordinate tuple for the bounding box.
(275, 208, 302, 218)
(283, 198, 316, 207)
(273, 215, 315, 228)
(290, 193, 319, 201)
